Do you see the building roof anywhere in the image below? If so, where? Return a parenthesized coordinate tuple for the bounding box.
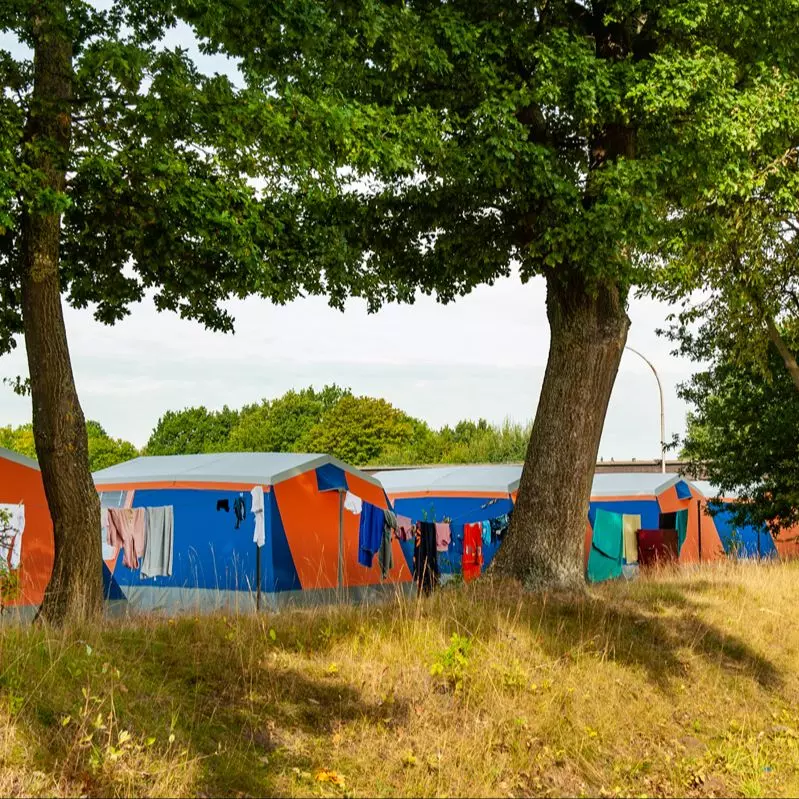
(0, 446, 40, 471)
(374, 465, 523, 496)
(93, 452, 382, 489)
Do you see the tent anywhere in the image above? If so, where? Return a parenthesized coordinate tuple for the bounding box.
(584, 472, 725, 581)
(374, 465, 520, 577)
(693, 481, 799, 561)
(0, 447, 53, 610)
(94, 453, 411, 612)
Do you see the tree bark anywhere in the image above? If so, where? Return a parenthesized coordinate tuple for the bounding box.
(765, 316, 799, 394)
(492, 272, 630, 590)
(22, 0, 103, 623)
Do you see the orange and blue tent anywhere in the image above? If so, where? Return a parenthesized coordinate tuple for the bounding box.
(583, 472, 726, 582)
(0, 447, 53, 612)
(374, 465, 520, 576)
(693, 480, 799, 561)
(94, 452, 411, 612)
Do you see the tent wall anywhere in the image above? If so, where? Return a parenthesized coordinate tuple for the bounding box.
(0, 454, 53, 608)
(387, 493, 514, 576)
(104, 486, 268, 611)
(102, 462, 410, 613)
(659, 483, 725, 564)
(341, 471, 410, 587)
(707, 502, 779, 560)
(773, 525, 799, 560)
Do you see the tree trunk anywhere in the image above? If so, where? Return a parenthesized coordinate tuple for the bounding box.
(492, 272, 630, 590)
(22, 0, 103, 623)
(766, 316, 799, 394)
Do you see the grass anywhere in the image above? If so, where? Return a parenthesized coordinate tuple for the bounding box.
(3, 561, 799, 797)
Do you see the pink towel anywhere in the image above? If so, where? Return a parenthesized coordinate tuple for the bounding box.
(396, 515, 414, 541)
(107, 507, 146, 569)
(435, 522, 452, 552)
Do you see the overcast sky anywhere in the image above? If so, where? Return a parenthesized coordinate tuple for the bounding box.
(0, 15, 701, 460)
(0, 276, 697, 460)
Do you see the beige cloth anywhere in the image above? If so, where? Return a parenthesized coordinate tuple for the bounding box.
(107, 507, 146, 569)
(622, 514, 642, 563)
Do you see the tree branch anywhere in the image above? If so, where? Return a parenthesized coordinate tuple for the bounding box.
(766, 315, 799, 393)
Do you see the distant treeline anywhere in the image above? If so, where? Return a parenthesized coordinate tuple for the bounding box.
(1, 385, 531, 470)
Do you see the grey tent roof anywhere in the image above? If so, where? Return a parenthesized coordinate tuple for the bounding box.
(692, 480, 739, 500)
(374, 465, 523, 495)
(93, 452, 383, 489)
(589, 472, 695, 497)
(376, 465, 699, 499)
(0, 446, 39, 471)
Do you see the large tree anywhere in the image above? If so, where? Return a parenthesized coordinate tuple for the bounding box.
(183, 0, 799, 588)
(0, 0, 418, 622)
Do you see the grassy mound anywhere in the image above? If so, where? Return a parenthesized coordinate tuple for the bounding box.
(2, 562, 799, 797)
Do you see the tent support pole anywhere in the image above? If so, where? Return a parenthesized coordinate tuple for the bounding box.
(337, 489, 345, 601)
(697, 501, 702, 563)
(256, 544, 261, 612)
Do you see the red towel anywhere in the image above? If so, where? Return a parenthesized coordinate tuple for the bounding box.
(462, 522, 483, 582)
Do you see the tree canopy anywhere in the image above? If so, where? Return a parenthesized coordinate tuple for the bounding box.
(0, 420, 138, 471)
(179, 0, 799, 588)
(145, 405, 240, 456)
(226, 385, 350, 454)
(140, 385, 530, 465)
(680, 327, 799, 534)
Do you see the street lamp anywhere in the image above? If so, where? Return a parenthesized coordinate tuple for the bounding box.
(624, 346, 666, 474)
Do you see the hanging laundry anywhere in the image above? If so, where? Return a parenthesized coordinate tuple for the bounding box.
(141, 506, 174, 578)
(379, 509, 397, 579)
(107, 507, 146, 570)
(216, 498, 230, 512)
(344, 492, 363, 515)
(251, 486, 265, 547)
(637, 528, 679, 568)
(0, 503, 25, 569)
(396, 515, 414, 542)
(462, 522, 483, 582)
(481, 520, 491, 546)
(622, 514, 642, 564)
(233, 494, 247, 530)
(358, 502, 385, 568)
(100, 507, 116, 561)
(435, 522, 452, 552)
(587, 509, 624, 583)
(675, 509, 689, 555)
(414, 521, 439, 595)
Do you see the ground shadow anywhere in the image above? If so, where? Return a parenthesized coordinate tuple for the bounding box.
(459, 576, 782, 693)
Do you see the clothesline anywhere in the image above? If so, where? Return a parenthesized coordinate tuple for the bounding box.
(402, 497, 510, 526)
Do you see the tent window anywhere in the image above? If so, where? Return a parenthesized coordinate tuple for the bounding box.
(659, 511, 677, 530)
(100, 491, 125, 508)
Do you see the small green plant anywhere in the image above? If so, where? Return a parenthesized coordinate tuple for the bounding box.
(430, 632, 472, 693)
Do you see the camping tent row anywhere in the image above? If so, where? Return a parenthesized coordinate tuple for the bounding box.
(3, 450, 799, 615)
(1, 450, 412, 615)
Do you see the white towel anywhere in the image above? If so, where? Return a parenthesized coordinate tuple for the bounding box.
(344, 492, 362, 515)
(251, 486, 266, 547)
(1, 503, 25, 569)
(140, 506, 174, 578)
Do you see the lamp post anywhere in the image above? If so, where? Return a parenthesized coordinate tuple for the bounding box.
(624, 346, 666, 474)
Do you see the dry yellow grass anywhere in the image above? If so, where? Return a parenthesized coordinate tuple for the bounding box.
(2, 561, 799, 797)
